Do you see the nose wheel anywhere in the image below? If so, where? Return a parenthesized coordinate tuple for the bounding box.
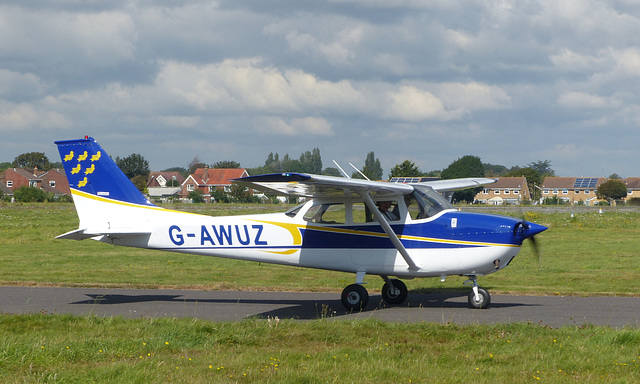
(464, 276, 491, 309)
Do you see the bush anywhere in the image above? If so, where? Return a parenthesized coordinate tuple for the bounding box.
(628, 197, 640, 206)
(13, 186, 47, 202)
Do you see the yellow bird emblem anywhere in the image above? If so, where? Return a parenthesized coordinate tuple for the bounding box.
(78, 151, 88, 161)
(71, 164, 82, 174)
(63, 151, 74, 162)
(78, 177, 88, 188)
(91, 151, 102, 162)
(84, 164, 95, 175)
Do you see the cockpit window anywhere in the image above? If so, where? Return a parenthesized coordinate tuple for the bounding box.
(409, 185, 454, 219)
(285, 202, 306, 218)
(303, 203, 345, 224)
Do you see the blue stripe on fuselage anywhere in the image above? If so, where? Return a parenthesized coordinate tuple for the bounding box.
(300, 211, 524, 249)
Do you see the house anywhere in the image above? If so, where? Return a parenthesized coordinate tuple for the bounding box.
(474, 177, 530, 205)
(180, 167, 249, 202)
(0, 167, 70, 200)
(39, 168, 71, 196)
(624, 178, 640, 202)
(540, 177, 605, 205)
(147, 172, 185, 188)
(146, 171, 185, 202)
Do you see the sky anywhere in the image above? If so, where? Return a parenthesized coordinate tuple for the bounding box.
(2, 0, 640, 178)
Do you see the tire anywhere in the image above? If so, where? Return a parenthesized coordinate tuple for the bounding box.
(381, 279, 408, 305)
(468, 287, 491, 309)
(341, 284, 369, 311)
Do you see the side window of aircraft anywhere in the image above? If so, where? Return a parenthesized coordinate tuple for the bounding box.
(406, 194, 426, 220)
(352, 200, 401, 223)
(303, 203, 345, 224)
(352, 202, 369, 223)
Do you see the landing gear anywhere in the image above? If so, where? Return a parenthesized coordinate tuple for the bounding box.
(381, 277, 408, 305)
(464, 276, 491, 309)
(340, 273, 410, 310)
(341, 284, 369, 311)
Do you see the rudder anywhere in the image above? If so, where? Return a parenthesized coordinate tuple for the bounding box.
(55, 136, 155, 207)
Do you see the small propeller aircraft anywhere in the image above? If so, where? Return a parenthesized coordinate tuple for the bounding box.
(55, 137, 546, 311)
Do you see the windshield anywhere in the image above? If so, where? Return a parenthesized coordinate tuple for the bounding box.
(410, 185, 454, 218)
(285, 202, 306, 217)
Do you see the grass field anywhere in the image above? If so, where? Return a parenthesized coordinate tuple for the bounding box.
(2, 202, 640, 296)
(1, 314, 640, 383)
(2, 203, 640, 382)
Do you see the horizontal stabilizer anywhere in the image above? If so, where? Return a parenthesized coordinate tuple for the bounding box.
(56, 228, 152, 241)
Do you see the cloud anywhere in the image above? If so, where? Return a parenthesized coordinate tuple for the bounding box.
(557, 91, 618, 109)
(0, 102, 71, 131)
(263, 116, 334, 136)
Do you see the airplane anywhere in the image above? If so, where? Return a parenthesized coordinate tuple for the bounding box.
(54, 136, 547, 311)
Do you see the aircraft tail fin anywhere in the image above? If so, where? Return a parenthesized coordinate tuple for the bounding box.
(55, 137, 158, 232)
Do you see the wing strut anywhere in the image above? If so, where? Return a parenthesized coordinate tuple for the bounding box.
(359, 192, 420, 271)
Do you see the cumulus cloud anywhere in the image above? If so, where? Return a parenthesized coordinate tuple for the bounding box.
(263, 116, 334, 136)
(2, 1, 640, 177)
(0, 102, 71, 132)
(557, 91, 617, 109)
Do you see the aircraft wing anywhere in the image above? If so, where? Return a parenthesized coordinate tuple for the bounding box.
(232, 173, 414, 198)
(421, 177, 496, 192)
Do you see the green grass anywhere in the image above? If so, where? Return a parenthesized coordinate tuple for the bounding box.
(3, 203, 640, 382)
(1, 314, 639, 383)
(2, 203, 640, 296)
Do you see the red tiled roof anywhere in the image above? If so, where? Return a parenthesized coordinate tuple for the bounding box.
(491, 177, 526, 189)
(625, 177, 640, 189)
(192, 168, 248, 186)
(541, 177, 605, 189)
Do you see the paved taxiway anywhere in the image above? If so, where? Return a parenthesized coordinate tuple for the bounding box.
(1, 286, 638, 328)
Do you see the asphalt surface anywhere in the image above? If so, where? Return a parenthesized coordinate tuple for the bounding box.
(2, 286, 639, 328)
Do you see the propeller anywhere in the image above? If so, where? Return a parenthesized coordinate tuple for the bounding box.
(514, 219, 547, 269)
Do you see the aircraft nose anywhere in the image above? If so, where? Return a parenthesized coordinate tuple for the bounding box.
(521, 221, 547, 239)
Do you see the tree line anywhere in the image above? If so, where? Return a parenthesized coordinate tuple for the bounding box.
(4, 149, 629, 204)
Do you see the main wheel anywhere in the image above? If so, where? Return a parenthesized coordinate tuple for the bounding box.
(468, 287, 491, 309)
(341, 284, 369, 311)
(381, 279, 408, 305)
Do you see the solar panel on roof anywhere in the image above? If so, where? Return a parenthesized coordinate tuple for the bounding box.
(573, 178, 598, 188)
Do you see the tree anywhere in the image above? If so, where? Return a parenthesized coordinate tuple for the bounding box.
(213, 161, 241, 169)
(503, 167, 542, 200)
(441, 155, 484, 180)
(162, 167, 188, 178)
(527, 160, 555, 177)
(299, 148, 322, 174)
(188, 189, 206, 203)
(483, 163, 508, 177)
(608, 173, 622, 180)
(597, 179, 627, 204)
(12, 152, 51, 171)
(389, 160, 421, 179)
(115, 153, 150, 180)
(322, 167, 342, 177)
(362, 152, 383, 180)
(188, 156, 206, 175)
(441, 155, 484, 203)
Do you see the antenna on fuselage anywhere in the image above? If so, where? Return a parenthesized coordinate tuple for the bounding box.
(333, 160, 351, 179)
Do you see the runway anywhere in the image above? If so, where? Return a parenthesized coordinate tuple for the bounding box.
(1, 286, 639, 328)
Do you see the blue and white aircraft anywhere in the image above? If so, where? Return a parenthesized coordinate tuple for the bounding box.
(55, 137, 546, 311)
